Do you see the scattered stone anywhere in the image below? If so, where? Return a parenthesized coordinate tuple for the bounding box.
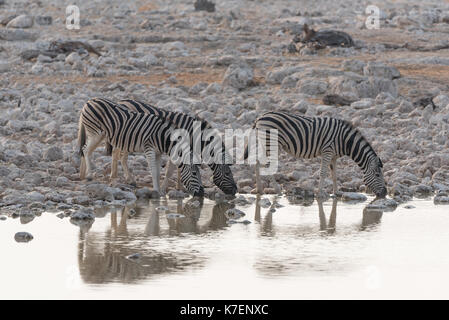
(0, 29, 38, 41)
(413, 95, 435, 109)
(65, 52, 81, 65)
(14, 232, 34, 243)
(295, 24, 354, 47)
(44, 146, 63, 161)
(6, 15, 34, 29)
(26, 191, 45, 203)
(230, 195, 251, 205)
(194, 0, 215, 12)
(412, 184, 433, 197)
(222, 64, 254, 89)
(227, 219, 251, 225)
(434, 195, 449, 204)
(35, 16, 52, 26)
(432, 95, 449, 109)
(285, 187, 315, 199)
(341, 192, 367, 202)
(225, 208, 245, 220)
(49, 40, 102, 56)
(167, 190, 187, 199)
(258, 198, 271, 208)
(126, 253, 142, 260)
(1, 14, 19, 26)
(366, 198, 399, 212)
(70, 209, 95, 220)
(136, 187, 157, 199)
(363, 62, 401, 80)
(322, 94, 355, 106)
(166, 213, 185, 219)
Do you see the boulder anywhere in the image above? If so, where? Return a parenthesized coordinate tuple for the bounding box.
(6, 15, 33, 28)
(222, 64, 254, 89)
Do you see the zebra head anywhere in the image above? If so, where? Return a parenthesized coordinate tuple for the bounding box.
(210, 163, 237, 196)
(179, 163, 204, 197)
(363, 156, 387, 198)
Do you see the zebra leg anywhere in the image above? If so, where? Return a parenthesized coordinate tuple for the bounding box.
(80, 156, 87, 180)
(317, 151, 333, 198)
(328, 198, 337, 233)
(110, 148, 120, 181)
(177, 168, 182, 190)
(255, 160, 263, 194)
(154, 153, 162, 192)
(144, 147, 161, 194)
(83, 134, 104, 180)
(330, 157, 337, 195)
(120, 151, 136, 186)
(161, 160, 176, 195)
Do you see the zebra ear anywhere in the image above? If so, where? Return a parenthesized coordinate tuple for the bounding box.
(378, 158, 383, 168)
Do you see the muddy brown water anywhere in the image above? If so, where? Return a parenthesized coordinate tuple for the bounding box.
(0, 195, 448, 299)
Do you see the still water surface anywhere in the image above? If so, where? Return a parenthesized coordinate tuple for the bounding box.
(1, 195, 448, 299)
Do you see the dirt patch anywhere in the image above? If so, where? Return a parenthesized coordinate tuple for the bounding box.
(138, 2, 159, 12)
(395, 64, 449, 83)
(11, 69, 225, 87)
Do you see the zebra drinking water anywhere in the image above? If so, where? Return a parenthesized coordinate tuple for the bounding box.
(78, 98, 204, 197)
(244, 111, 387, 198)
(105, 99, 237, 196)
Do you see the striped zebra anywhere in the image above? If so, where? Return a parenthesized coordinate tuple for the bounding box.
(105, 99, 237, 195)
(244, 111, 387, 198)
(78, 97, 204, 197)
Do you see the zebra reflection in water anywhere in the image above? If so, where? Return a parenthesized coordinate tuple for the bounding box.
(77, 200, 233, 284)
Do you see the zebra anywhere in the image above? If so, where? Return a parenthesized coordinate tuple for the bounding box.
(104, 99, 237, 196)
(244, 111, 387, 198)
(78, 97, 204, 197)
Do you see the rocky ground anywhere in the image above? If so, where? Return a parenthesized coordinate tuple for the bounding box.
(1, 0, 449, 218)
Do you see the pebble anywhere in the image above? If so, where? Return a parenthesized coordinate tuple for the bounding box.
(434, 196, 449, 204)
(341, 192, 368, 202)
(225, 208, 245, 220)
(44, 146, 63, 161)
(70, 210, 95, 220)
(366, 198, 399, 211)
(167, 190, 187, 199)
(227, 219, 251, 225)
(6, 15, 33, 28)
(166, 213, 185, 219)
(14, 232, 33, 243)
(258, 198, 272, 208)
(126, 253, 142, 260)
(222, 64, 254, 89)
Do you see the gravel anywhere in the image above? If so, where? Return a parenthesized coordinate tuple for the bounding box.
(0, 0, 448, 215)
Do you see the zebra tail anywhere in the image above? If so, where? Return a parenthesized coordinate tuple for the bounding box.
(78, 119, 86, 157)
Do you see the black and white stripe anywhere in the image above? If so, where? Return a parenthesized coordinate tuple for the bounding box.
(78, 97, 204, 197)
(106, 99, 237, 195)
(244, 111, 387, 197)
